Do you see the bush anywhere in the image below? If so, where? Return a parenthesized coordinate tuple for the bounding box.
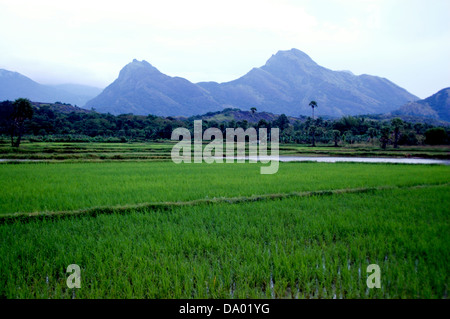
(425, 128, 448, 145)
(399, 131, 419, 145)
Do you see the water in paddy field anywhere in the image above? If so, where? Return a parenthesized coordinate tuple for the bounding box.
(1, 157, 449, 165)
(234, 156, 450, 165)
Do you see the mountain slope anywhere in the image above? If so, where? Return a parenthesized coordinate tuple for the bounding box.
(0, 69, 101, 106)
(50, 84, 102, 104)
(392, 87, 450, 122)
(198, 49, 418, 117)
(84, 59, 221, 116)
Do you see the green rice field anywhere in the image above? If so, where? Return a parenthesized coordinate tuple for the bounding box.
(0, 151, 449, 299)
(1, 161, 449, 215)
(0, 141, 448, 160)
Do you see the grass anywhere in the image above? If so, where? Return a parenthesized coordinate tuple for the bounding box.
(0, 185, 448, 298)
(0, 142, 175, 161)
(0, 141, 448, 160)
(0, 162, 449, 214)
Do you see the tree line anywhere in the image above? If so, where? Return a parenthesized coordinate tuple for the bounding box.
(0, 99, 448, 147)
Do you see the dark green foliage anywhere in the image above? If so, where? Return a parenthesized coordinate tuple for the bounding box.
(380, 126, 391, 149)
(2, 98, 34, 147)
(391, 118, 404, 148)
(273, 114, 290, 131)
(399, 131, 419, 146)
(425, 127, 448, 145)
(332, 130, 341, 147)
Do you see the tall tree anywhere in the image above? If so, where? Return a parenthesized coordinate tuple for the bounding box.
(274, 114, 290, 132)
(309, 125, 316, 147)
(380, 126, 391, 150)
(309, 101, 318, 120)
(367, 127, 378, 145)
(250, 107, 257, 114)
(309, 101, 318, 146)
(9, 98, 34, 147)
(332, 130, 341, 147)
(391, 118, 403, 148)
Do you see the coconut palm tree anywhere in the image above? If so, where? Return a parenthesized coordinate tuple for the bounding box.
(309, 101, 318, 147)
(309, 101, 317, 120)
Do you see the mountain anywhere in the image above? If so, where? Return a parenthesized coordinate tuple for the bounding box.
(391, 87, 450, 122)
(0, 69, 102, 107)
(86, 49, 419, 117)
(197, 49, 418, 117)
(84, 59, 221, 116)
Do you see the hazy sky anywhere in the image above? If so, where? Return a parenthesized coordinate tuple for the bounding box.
(0, 0, 449, 99)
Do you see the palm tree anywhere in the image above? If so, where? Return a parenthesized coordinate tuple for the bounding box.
(309, 101, 317, 120)
(309, 101, 318, 147)
(310, 125, 316, 147)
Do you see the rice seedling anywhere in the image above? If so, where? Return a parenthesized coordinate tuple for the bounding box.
(0, 185, 448, 298)
(0, 161, 448, 215)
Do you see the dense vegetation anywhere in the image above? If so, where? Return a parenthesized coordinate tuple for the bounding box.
(0, 101, 449, 146)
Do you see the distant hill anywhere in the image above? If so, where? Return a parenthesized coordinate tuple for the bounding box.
(85, 49, 418, 117)
(50, 84, 103, 104)
(0, 69, 102, 107)
(188, 108, 305, 123)
(31, 101, 94, 114)
(392, 87, 450, 122)
(357, 113, 449, 127)
(84, 59, 220, 116)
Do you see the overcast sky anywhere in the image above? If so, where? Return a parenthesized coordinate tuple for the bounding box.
(0, 0, 449, 99)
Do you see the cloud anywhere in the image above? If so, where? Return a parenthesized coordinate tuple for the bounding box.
(0, 0, 448, 97)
